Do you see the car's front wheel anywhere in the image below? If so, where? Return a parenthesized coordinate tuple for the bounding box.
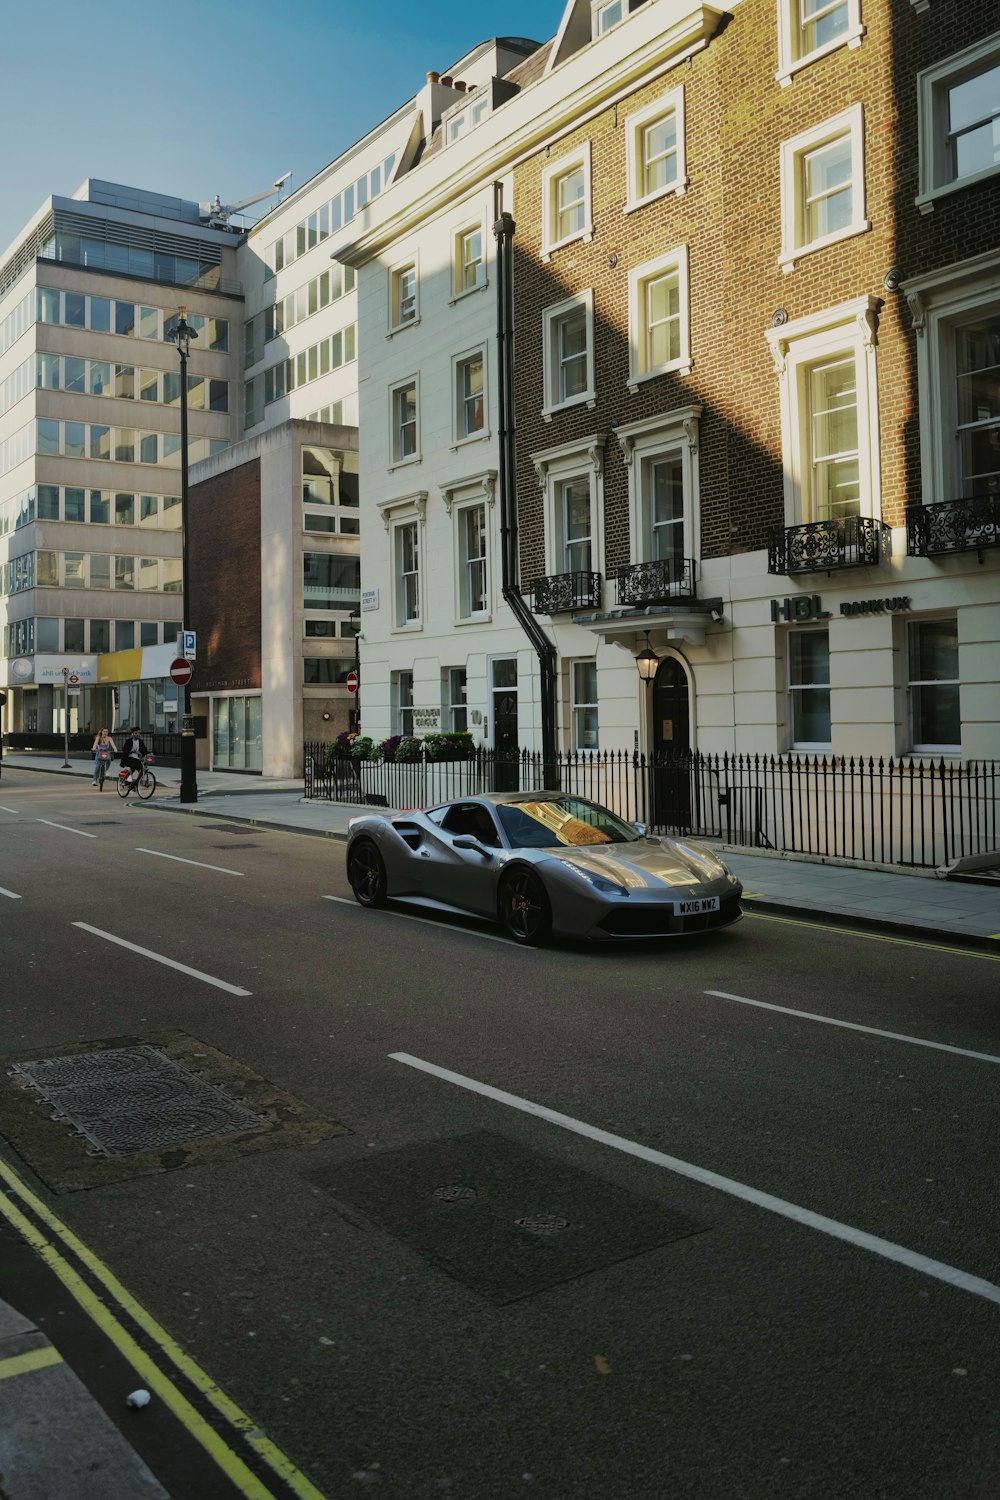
(348, 839, 388, 908)
(498, 867, 551, 946)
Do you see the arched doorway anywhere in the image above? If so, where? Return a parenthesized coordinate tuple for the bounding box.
(651, 655, 691, 831)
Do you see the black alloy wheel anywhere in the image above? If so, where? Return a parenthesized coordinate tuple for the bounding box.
(348, 839, 388, 908)
(498, 867, 551, 946)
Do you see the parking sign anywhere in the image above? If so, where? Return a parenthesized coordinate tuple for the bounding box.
(182, 630, 197, 661)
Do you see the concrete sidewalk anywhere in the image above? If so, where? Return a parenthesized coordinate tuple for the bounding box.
(0, 1300, 167, 1498)
(5, 750, 998, 948)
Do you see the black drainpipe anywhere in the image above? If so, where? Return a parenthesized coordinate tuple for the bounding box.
(492, 182, 558, 781)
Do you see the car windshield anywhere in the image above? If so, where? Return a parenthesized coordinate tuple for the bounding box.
(496, 797, 642, 848)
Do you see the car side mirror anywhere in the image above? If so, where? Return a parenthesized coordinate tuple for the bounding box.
(453, 836, 491, 856)
(632, 821, 647, 836)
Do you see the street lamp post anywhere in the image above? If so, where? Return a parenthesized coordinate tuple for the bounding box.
(166, 308, 199, 804)
(349, 609, 361, 731)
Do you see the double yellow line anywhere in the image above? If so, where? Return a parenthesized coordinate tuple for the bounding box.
(0, 1157, 328, 1500)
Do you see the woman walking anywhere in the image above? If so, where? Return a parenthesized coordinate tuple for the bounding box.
(91, 727, 118, 787)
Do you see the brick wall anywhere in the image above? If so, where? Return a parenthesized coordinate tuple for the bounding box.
(188, 458, 262, 693)
(511, 0, 999, 582)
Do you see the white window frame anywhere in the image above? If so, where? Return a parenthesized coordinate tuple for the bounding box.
(570, 659, 600, 753)
(388, 257, 419, 334)
(376, 492, 427, 634)
(395, 519, 421, 629)
(765, 297, 881, 527)
(441, 471, 497, 626)
(776, 0, 864, 88)
(445, 666, 468, 731)
(779, 105, 868, 271)
(542, 291, 596, 420)
(388, 375, 420, 468)
(392, 669, 415, 736)
(457, 499, 489, 621)
(786, 627, 832, 751)
(531, 434, 606, 584)
(592, 0, 624, 38)
(541, 143, 593, 260)
(916, 34, 1000, 213)
(615, 406, 702, 568)
(452, 345, 488, 447)
(443, 90, 491, 147)
(906, 616, 961, 755)
(452, 223, 487, 300)
(625, 87, 688, 211)
(627, 247, 691, 391)
(904, 251, 1000, 507)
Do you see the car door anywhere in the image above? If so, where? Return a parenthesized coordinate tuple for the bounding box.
(424, 803, 503, 916)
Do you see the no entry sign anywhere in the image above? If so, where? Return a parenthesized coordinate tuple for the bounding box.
(169, 658, 193, 686)
(346, 670, 359, 694)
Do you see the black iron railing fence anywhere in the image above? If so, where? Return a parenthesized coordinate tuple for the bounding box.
(906, 496, 1000, 557)
(304, 743, 999, 870)
(768, 516, 891, 574)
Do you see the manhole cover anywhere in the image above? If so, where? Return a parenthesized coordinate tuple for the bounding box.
(514, 1213, 571, 1238)
(12, 1046, 270, 1158)
(311, 1130, 704, 1304)
(82, 821, 122, 826)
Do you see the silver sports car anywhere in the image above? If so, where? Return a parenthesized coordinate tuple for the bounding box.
(345, 791, 742, 944)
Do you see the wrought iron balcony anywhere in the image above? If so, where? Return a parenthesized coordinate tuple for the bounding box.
(906, 495, 1000, 557)
(615, 557, 697, 607)
(530, 570, 603, 614)
(768, 516, 891, 575)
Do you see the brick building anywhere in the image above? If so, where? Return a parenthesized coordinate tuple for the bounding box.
(511, 0, 1000, 768)
(187, 420, 360, 775)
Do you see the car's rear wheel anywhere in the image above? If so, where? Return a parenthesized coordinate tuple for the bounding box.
(348, 839, 388, 908)
(498, 868, 551, 946)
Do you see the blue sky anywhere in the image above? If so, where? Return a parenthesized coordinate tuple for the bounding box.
(0, 0, 565, 254)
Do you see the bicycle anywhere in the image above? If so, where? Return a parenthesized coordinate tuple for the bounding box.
(117, 755, 157, 800)
(96, 749, 112, 791)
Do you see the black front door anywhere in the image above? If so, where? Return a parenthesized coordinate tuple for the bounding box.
(491, 658, 519, 792)
(652, 656, 692, 831)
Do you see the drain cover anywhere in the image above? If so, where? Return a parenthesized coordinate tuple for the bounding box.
(12, 1046, 269, 1158)
(201, 825, 257, 835)
(213, 843, 260, 850)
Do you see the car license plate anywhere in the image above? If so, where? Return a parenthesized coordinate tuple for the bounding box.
(678, 897, 720, 914)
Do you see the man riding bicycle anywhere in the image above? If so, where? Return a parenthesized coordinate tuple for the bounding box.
(120, 727, 149, 786)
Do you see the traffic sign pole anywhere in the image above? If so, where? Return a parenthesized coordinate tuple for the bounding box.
(61, 666, 70, 768)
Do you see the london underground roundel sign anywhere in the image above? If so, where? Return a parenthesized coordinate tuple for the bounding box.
(169, 658, 193, 686)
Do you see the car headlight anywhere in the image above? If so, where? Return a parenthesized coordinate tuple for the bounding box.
(564, 863, 628, 897)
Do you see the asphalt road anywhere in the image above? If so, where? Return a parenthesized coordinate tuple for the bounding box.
(0, 769, 998, 1500)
